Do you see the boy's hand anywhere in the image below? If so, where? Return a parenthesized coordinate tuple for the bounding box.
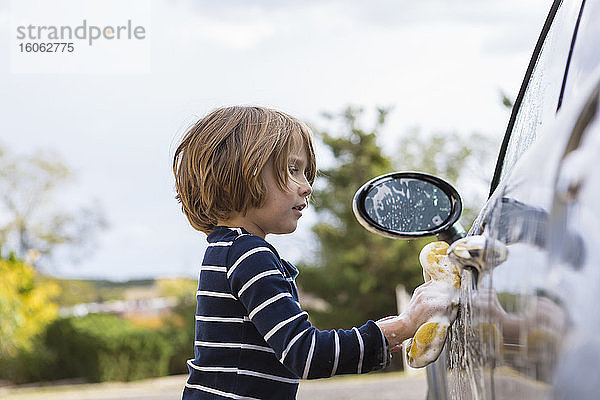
(375, 314, 409, 352)
(376, 279, 456, 350)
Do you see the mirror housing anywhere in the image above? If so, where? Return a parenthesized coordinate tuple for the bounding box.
(353, 171, 465, 243)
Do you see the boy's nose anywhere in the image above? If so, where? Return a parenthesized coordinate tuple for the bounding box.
(298, 180, 312, 197)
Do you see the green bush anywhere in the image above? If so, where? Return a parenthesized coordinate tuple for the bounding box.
(0, 341, 58, 384)
(45, 314, 172, 382)
(160, 297, 196, 375)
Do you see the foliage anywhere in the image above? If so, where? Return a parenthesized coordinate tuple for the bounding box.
(44, 314, 172, 382)
(298, 107, 430, 329)
(1, 275, 197, 383)
(157, 277, 198, 375)
(0, 255, 60, 360)
(156, 277, 198, 299)
(35, 277, 157, 307)
(0, 145, 106, 267)
(0, 343, 58, 384)
(38, 277, 98, 306)
(500, 90, 515, 109)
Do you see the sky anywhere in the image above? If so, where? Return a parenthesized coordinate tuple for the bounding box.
(0, 0, 551, 280)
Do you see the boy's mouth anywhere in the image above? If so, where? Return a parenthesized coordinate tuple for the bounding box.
(292, 204, 306, 212)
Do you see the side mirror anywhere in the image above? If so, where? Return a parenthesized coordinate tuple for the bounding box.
(353, 171, 465, 244)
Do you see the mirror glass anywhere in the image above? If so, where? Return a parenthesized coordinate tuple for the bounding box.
(363, 178, 453, 232)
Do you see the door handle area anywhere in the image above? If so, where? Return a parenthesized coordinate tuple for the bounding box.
(448, 235, 508, 281)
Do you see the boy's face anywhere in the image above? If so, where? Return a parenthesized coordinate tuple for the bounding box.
(244, 143, 312, 238)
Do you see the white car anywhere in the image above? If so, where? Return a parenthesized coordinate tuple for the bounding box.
(353, 0, 600, 398)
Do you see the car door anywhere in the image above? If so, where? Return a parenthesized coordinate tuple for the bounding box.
(475, 66, 600, 400)
(426, 1, 600, 399)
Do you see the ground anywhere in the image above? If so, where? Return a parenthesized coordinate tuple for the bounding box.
(0, 372, 428, 400)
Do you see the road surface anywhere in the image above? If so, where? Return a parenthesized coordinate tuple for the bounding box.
(0, 372, 428, 400)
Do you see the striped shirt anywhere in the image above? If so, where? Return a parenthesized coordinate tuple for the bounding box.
(183, 227, 390, 400)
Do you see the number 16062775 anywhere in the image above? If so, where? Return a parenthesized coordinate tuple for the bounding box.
(18, 42, 74, 52)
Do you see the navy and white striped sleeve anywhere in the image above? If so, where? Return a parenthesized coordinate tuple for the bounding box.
(226, 235, 391, 378)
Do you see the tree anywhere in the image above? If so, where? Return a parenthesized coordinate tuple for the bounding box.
(298, 107, 429, 329)
(0, 254, 60, 360)
(394, 128, 494, 226)
(0, 145, 106, 269)
(298, 107, 495, 330)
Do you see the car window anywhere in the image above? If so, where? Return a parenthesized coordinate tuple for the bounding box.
(560, 0, 600, 105)
(497, 1, 580, 187)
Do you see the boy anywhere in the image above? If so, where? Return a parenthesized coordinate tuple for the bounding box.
(173, 106, 452, 399)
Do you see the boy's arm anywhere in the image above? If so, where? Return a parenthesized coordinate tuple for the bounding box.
(227, 235, 390, 379)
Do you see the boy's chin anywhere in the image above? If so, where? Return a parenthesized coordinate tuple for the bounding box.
(270, 224, 298, 236)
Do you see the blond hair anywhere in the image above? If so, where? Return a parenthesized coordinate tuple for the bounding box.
(173, 106, 316, 234)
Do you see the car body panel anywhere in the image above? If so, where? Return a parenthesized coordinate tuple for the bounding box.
(427, 0, 600, 398)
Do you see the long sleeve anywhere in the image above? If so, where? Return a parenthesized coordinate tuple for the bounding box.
(226, 234, 390, 379)
(184, 227, 392, 400)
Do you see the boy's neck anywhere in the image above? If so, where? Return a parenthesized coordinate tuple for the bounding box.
(218, 215, 266, 238)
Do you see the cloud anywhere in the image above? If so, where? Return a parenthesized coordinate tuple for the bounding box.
(172, 16, 275, 50)
(162, 1, 279, 50)
(316, 0, 549, 30)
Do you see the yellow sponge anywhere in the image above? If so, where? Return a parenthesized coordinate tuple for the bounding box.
(405, 241, 460, 368)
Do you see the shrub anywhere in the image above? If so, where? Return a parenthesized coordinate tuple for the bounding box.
(45, 314, 172, 382)
(156, 278, 197, 375)
(160, 297, 196, 375)
(0, 341, 58, 384)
